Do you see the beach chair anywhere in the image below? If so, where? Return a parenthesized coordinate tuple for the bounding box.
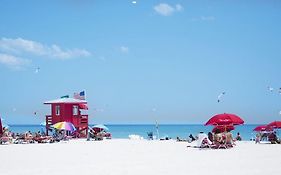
(210, 141, 227, 149)
(33, 136, 51, 143)
(147, 132, 153, 140)
(103, 132, 112, 139)
(22, 132, 34, 144)
(13, 134, 25, 144)
(177, 137, 187, 142)
(0, 136, 11, 144)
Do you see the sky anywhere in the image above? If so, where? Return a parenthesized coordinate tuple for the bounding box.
(0, 0, 281, 125)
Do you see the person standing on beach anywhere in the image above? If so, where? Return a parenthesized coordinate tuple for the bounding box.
(255, 132, 261, 144)
(236, 132, 242, 141)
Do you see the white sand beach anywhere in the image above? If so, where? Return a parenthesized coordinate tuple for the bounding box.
(1, 139, 281, 175)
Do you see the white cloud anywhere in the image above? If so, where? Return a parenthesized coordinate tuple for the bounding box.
(120, 46, 129, 54)
(0, 53, 31, 70)
(49, 44, 91, 59)
(0, 37, 91, 59)
(154, 3, 174, 16)
(154, 3, 183, 16)
(0, 38, 45, 55)
(200, 16, 215, 21)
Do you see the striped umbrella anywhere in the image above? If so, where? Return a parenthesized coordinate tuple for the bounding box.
(93, 124, 109, 131)
(53, 122, 76, 132)
(93, 124, 109, 132)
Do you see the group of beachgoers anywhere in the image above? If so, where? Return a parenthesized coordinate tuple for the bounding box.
(255, 131, 280, 144)
(0, 126, 112, 144)
(1, 126, 280, 146)
(0, 127, 74, 144)
(182, 129, 281, 149)
(177, 129, 243, 149)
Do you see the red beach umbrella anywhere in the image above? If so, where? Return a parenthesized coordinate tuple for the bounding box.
(253, 125, 273, 132)
(212, 125, 235, 133)
(267, 121, 281, 129)
(205, 113, 244, 126)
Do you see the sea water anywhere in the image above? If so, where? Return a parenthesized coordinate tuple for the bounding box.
(8, 124, 262, 141)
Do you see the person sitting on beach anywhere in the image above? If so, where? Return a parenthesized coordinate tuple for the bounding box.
(177, 136, 183, 142)
(87, 127, 97, 141)
(147, 132, 153, 140)
(189, 134, 196, 142)
(35, 131, 41, 138)
(235, 132, 242, 141)
(208, 132, 214, 143)
(0, 127, 13, 144)
(213, 129, 221, 142)
(225, 131, 235, 146)
(261, 132, 268, 141)
(2, 127, 9, 137)
(268, 131, 280, 144)
(24, 131, 33, 143)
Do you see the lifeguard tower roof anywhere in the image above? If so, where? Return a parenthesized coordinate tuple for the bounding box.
(44, 98, 87, 104)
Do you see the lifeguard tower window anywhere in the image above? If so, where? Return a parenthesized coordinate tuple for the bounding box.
(55, 105, 60, 116)
(73, 105, 78, 115)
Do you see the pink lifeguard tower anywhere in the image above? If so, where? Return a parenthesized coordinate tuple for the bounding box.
(44, 97, 89, 137)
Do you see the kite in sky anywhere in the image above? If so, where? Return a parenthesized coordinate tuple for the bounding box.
(35, 67, 40, 73)
(217, 92, 226, 103)
(267, 86, 274, 92)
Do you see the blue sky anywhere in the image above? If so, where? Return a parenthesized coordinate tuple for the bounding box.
(0, 0, 281, 124)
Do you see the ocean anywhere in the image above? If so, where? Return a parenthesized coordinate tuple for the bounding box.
(7, 124, 263, 141)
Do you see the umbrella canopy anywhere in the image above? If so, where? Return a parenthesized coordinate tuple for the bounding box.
(212, 125, 235, 133)
(267, 121, 281, 129)
(205, 113, 244, 126)
(93, 124, 109, 132)
(253, 125, 273, 132)
(53, 122, 76, 132)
